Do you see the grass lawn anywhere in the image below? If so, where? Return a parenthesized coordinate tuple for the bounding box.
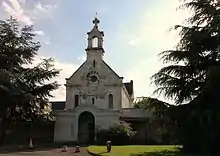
(87, 145, 193, 156)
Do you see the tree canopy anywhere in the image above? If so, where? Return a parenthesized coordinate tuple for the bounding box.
(150, 0, 220, 154)
(151, 0, 220, 105)
(0, 16, 60, 145)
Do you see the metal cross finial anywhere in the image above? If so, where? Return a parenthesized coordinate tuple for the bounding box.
(93, 13, 100, 26)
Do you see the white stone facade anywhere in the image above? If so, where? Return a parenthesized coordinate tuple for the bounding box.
(54, 17, 149, 143)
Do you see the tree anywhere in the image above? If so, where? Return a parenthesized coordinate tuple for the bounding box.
(151, 0, 220, 154)
(96, 121, 136, 145)
(134, 97, 175, 144)
(0, 17, 60, 145)
(151, 0, 220, 105)
(134, 97, 170, 134)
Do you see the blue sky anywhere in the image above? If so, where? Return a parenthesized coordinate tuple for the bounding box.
(0, 0, 190, 103)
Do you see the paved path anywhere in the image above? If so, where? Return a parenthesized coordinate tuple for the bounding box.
(0, 147, 91, 156)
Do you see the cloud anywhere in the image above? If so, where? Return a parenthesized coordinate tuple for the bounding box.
(77, 54, 86, 63)
(34, 30, 44, 36)
(122, 0, 192, 103)
(18, 0, 25, 3)
(0, 0, 63, 101)
(45, 40, 51, 45)
(50, 60, 79, 101)
(1, 0, 33, 25)
(0, 0, 193, 104)
(1, 0, 58, 25)
(125, 1, 191, 49)
(124, 55, 163, 97)
(35, 3, 57, 13)
(33, 2, 57, 20)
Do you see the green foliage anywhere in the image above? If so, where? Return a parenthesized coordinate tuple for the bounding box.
(134, 97, 170, 109)
(150, 0, 220, 154)
(96, 129, 108, 145)
(96, 121, 136, 145)
(13, 58, 60, 122)
(134, 97, 176, 144)
(151, 0, 220, 105)
(134, 97, 151, 109)
(0, 16, 60, 144)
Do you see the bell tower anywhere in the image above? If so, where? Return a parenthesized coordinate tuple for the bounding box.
(86, 16, 104, 61)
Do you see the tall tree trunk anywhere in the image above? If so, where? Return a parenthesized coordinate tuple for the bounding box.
(28, 121, 34, 148)
(0, 116, 10, 146)
(0, 108, 12, 147)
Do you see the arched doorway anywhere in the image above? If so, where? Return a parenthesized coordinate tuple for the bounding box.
(78, 111, 95, 144)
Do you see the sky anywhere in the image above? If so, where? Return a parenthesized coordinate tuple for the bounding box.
(0, 0, 191, 103)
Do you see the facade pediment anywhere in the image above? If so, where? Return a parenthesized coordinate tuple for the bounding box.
(66, 60, 123, 86)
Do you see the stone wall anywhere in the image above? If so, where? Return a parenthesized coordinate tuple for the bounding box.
(54, 105, 121, 143)
(65, 58, 124, 110)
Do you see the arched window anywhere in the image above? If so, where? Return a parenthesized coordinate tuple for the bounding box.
(93, 60, 96, 68)
(92, 37, 98, 47)
(75, 95, 79, 107)
(92, 98, 95, 104)
(108, 94, 113, 109)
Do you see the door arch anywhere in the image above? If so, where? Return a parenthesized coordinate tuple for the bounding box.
(78, 111, 95, 144)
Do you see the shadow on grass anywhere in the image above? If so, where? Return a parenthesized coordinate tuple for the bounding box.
(131, 151, 181, 156)
(130, 149, 195, 156)
(97, 152, 108, 154)
(88, 146, 199, 156)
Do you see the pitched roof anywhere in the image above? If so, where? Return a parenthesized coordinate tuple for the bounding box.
(102, 60, 123, 79)
(65, 61, 86, 80)
(123, 80, 133, 96)
(50, 101, 65, 111)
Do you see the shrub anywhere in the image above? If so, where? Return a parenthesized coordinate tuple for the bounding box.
(96, 121, 136, 145)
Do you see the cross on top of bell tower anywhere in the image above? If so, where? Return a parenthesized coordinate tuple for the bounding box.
(86, 14, 105, 59)
(92, 13, 100, 27)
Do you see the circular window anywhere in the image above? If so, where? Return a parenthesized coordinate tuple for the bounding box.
(91, 75, 98, 82)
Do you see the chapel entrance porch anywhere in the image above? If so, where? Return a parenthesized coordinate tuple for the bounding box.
(78, 111, 95, 144)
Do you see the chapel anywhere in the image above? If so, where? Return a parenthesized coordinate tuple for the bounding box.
(54, 17, 157, 144)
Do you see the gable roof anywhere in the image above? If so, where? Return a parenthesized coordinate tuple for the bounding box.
(65, 61, 86, 80)
(123, 80, 133, 96)
(102, 60, 123, 79)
